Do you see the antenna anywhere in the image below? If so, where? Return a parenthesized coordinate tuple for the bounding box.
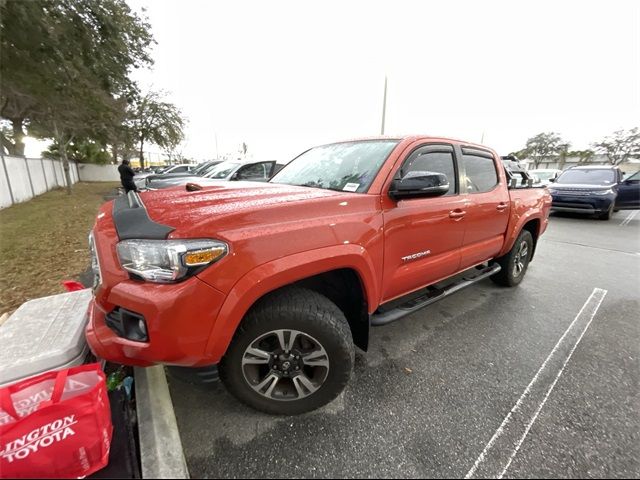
(380, 75, 388, 135)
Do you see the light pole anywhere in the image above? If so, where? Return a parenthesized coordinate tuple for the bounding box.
(380, 75, 388, 135)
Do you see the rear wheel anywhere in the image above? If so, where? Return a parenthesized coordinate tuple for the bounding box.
(219, 287, 354, 415)
(491, 230, 534, 287)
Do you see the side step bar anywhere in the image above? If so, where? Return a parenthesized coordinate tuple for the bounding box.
(370, 263, 501, 326)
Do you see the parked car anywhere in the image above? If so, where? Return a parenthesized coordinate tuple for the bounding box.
(548, 165, 639, 219)
(133, 164, 195, 189)
(141, 160, 223, 188)
(529, 168, 561, 185)
(146, 159, 280, 189)
(87, 136, 551, 415)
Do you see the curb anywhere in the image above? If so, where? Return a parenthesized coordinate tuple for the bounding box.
(135, 366, 190, 479)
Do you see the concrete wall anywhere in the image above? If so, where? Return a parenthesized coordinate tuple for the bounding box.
(76, 163, 120, 182)
(0, 155, 80, 209)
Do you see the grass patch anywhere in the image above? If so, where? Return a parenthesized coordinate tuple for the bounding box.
(0, 182, 119, 313)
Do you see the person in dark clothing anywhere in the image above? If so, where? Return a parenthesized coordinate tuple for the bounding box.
(118, 159, 138, 193)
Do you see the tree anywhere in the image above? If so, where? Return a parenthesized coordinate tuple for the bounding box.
(128, 91, 185, 169)
(567, 149, 595, 165)
(592, 128, 640, 165)
(43, 138, 111, 164)
(1, 0, 154, 189)
(521, 132, 567, 168)
(556, 142, 571, 169)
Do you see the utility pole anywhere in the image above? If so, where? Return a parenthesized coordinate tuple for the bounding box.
(380, 75, 388, 135)
(480, 131, 485, 144)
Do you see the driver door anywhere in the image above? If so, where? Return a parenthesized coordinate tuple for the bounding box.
(381, 144, 467, 302)
(617, 171, 640, 209)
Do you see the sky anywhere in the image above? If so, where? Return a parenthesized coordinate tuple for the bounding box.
(108, 0, 640, 163)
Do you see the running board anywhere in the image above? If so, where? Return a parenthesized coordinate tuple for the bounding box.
(370, 263, 501, 326)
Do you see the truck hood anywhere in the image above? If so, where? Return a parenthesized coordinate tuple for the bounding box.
(137, 181, 354, 236)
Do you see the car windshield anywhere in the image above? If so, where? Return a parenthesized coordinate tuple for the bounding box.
(270, 140, 399, 193)
(533, 171, 557, 181)
(192, 162, 213, 175)
(204, 161, 240, 179)
(555, 169, 615, 185)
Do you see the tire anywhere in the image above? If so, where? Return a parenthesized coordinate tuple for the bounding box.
(219, 287, 354, 415)
(598, 204, 613, 220)
(490, 230, 534, 287)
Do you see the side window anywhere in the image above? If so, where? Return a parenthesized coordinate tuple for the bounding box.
(402, 149, 457, 196)
(236, 162, 269, 180)
(462, 155, 498, 193)
(173, 166, 189, 173)
(625, 171, 640, 182)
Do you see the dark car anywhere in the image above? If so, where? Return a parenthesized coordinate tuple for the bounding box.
(548, 166, 638, 220)
(147, 159, 280, 189)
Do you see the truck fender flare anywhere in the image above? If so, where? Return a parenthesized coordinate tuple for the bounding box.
(498, 211, 543, 258)
(203, 244, 379, 362)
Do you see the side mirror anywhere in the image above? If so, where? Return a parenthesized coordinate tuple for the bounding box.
(548, 177, 555, 183)
(389, 171, 449, 200)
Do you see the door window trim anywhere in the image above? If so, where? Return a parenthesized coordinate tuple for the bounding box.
(457, 145, 501, 195)
(392, 143, 460, 197)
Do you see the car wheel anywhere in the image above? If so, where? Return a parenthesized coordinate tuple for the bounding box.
(219, 287, 354, 415)
(491, 230, 534, 287)
(598, 204, 613, 220)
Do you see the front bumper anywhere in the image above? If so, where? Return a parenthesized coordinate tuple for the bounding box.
(550, 194, 615, 214)
(86, 277, 228, 367)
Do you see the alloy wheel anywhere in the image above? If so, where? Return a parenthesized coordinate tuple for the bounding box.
(241, 329, 330, 401)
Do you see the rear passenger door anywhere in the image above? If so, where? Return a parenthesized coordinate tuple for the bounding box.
(457, 146, 510, 269)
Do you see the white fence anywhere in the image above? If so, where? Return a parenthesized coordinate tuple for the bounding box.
(76, 163, 120, 182)
(0, 155, 81, 209)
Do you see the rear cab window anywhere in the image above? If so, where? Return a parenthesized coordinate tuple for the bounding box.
(460, 148, 499, 193)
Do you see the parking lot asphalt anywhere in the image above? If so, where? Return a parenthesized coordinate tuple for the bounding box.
(168, 209, 640, 479)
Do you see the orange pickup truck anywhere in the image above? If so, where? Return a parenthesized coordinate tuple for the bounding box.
(86, 136, 552, 414)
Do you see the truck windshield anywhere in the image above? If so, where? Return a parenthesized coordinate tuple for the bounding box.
(555, 169, 615, 185)
(270, 140, 399, 193)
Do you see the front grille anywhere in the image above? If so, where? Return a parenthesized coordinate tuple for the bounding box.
(553, 202, 594, 209)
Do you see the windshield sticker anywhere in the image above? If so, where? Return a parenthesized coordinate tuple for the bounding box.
(343, 183, 360, 192)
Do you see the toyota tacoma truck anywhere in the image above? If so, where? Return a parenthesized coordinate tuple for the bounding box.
(86, 136, 552, 414)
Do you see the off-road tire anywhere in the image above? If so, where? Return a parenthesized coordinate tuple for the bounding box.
(219, 287, 354, 415)
(490, 230, 534, 287)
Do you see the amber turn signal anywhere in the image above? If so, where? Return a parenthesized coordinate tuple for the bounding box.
(183, 248, 226, 266)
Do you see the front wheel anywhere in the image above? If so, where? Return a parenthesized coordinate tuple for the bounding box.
(598, 204, 614, 220)
(219, 288, 354, 415)
(491, 230, 534, 287)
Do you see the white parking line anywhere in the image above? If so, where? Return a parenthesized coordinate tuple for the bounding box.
(464, 287, 608, 479)
(619, 210, 638, 226)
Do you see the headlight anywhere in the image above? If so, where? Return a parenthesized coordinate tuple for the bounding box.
(592, 189, 614, 195)
(116, 239, 228, 283)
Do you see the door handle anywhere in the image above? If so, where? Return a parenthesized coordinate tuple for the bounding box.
(497, 203, 508, 211)
(449, 209, 466, 219)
